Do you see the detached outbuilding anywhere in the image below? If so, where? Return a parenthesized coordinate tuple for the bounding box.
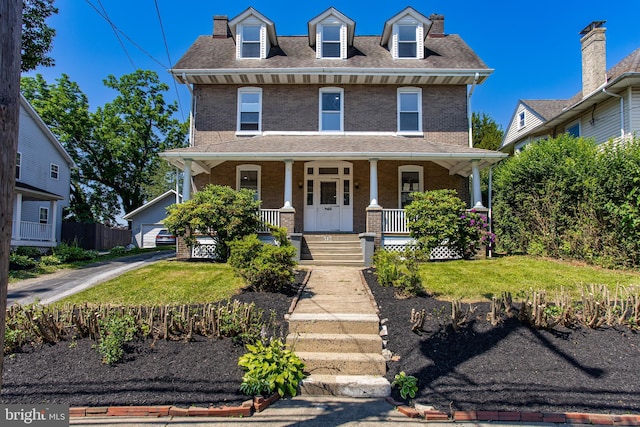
(123, 190, 181, 248)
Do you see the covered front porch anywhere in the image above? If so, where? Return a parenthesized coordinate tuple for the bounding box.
(11, 183, 63, 248)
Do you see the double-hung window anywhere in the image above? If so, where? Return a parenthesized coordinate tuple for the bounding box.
(236, 165, 261, 200)
(39, 207, 49, 224)
(237, 88, 262, 133)
(16, 152, 21, 180)
(50, 163, 59, 180)
(399, 165, 424, 208)
(397, 25, 418, 58)
(319, 88, 343, 132)
(240, 25, 261, 58)
(321, 25, 341, 58)
(398, 88, 422, 133)
(518, 111, 526, 129)
(566, 120, 580, 137)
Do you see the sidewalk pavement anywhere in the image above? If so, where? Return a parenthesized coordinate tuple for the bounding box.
(8, 250, 175, 306)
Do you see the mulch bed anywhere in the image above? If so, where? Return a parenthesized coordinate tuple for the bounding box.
(2, 267, 640, 416)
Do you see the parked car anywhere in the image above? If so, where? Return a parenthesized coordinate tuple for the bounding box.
(155, 229, 176, 246)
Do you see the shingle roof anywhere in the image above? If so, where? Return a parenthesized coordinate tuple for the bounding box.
(521, 100, 569, 121)
(173, 35, 488, 71)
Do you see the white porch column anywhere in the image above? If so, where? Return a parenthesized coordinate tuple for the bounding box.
(182, 159, 192, 202)
(471, 160, 484, 209)
(283, 159, 293, 208)
(13, 193, 22, 239)
(49, 200, 58, 242)
(368, 158, 380, 208)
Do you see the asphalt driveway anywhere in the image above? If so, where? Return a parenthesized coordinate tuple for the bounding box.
(8, 250, 175, 306)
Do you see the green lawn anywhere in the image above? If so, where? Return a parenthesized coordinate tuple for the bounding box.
(419, 256, 640, 302)
(59, 260, 245, 305)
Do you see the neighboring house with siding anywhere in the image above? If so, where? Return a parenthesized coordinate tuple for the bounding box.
(161, 6, 505, 263)
(12, 94, 74, 248)
(501, 21, 640, 153)
(122, 190, 181, 248)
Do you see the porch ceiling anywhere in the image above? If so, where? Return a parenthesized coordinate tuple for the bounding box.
(160, 135, 506, 177)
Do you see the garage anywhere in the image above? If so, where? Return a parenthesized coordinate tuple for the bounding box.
(141, 223, 165, 248)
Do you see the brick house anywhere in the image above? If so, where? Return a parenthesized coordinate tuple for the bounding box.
(161, 6, 505, 263)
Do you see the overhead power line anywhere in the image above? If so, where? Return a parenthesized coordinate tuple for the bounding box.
(154, 0, 185, 121)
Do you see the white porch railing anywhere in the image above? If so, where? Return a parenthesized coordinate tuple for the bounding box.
(382, 209, 408, 233)
(258, 209, 281, 233)
(12, 220, 54, 242)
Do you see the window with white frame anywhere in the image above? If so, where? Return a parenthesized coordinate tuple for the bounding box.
(398, 88, 422, 133)
(39, 207, 49, 224)
(237, 88, 262, 133)
(399, 165, 423, 208)
(240, 25, 261, 58)
(237, 165, 261, 200)
(16, 152, 21, 180)
(518, 111, 526, 129)
(319, 88, 343, 132)
(50, 163, 59, 180)
(566, 120, 580, 137)
(321, 24, 341, 58)
(397, 24, 418, 58)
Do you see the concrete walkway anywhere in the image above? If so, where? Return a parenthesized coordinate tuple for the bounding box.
(8, 250, 175, 306)
(287, 267, 390, 397)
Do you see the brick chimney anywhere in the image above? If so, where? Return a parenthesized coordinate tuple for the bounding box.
(580, 21, 606, 96)
(428, 14, 445, 37)
(213, 15, 229, 38)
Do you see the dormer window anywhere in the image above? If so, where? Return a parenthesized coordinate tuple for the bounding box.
(228, 7, 278, 60)
(397, 25, 418, 58)
(240, 25, 261, 58)
(381, 7, 431, 60)
(308, 7, 355, 60)
(321, 25, 342, 58)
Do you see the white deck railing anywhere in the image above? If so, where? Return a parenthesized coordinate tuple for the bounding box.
(12, 220, 54, 242)
(382, 209, 408, 233)
(258, 209, 281, 233)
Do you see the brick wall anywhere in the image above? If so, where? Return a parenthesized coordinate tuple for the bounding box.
(194, 84, 467, 140)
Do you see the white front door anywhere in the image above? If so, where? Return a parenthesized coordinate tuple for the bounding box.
(304, 161, 353, 232)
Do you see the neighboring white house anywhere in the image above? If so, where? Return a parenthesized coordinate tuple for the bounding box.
(122, 190, 181, 248)
(501, 21, 640, 153)
(12, 94, 74, 248)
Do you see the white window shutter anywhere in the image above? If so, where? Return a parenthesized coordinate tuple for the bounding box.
(316, 28, 322, 59)
(416, 24, 424, 59)
(260, 24, 267, 59)
(340, 24, 347, 59)
(236, 25, 242, 59)
(391, 25, 399, 59)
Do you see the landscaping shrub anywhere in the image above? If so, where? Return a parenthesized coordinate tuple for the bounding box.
(164, 184, 261, 261)
(9, 253, 38, 271)
(39, 254, 62, 266)
(238, 338, 306, 398)
(53, 242, 98, 262)
(372, 249, 423, 297)
(97, 313, 138, 364)
(14, 246, 44, 258)
(493, 134, 640, 267)
(229, 227, 297, 293)
(109, 245, 126, 256)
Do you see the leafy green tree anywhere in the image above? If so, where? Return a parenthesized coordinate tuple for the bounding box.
(21, 71, 188, 223)
(164, 185, 261, 261)
(22, 0, 58, 72)
(472, 112, 504, 151)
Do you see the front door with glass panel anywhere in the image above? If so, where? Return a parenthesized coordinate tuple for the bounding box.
(304, 161, 353, 232)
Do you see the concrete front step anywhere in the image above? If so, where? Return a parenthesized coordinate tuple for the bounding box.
(299, 259, 364, 266)
(287, 333, 382, 353)
(303, 234, 360, 242)
(299, 375, 391, 398)
(297, 351, 386, 376)
(288, 313, 380, 334)
(301, 253, 363, 261)
(301, 246, 362, 255)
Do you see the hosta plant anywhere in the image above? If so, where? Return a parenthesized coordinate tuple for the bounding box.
(392, 371, 418, 400)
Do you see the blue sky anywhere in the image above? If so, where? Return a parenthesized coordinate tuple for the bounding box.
(25, 0, 640, 130)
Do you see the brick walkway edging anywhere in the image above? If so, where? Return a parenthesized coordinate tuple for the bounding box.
(386, 397, 640, 425)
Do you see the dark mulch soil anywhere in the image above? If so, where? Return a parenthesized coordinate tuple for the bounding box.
(362, 268, 640, 415)
(3, 267, 640, 415)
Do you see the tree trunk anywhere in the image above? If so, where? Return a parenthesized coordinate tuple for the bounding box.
(0, 0, 23, 391)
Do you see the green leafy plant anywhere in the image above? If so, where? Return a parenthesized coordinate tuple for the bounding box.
(97, 313, 138, 364)
(373, 249, 423, 297)
(391, 371, 418, 400)
(39, 254, 62, 266)
(238, 339, 306, 398)
(9, 253, 38, 271)
(109, 245, 126, 256)
(54, 242, 98, 262)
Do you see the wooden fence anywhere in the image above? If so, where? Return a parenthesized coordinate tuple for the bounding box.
(61, 222, 131, 251)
